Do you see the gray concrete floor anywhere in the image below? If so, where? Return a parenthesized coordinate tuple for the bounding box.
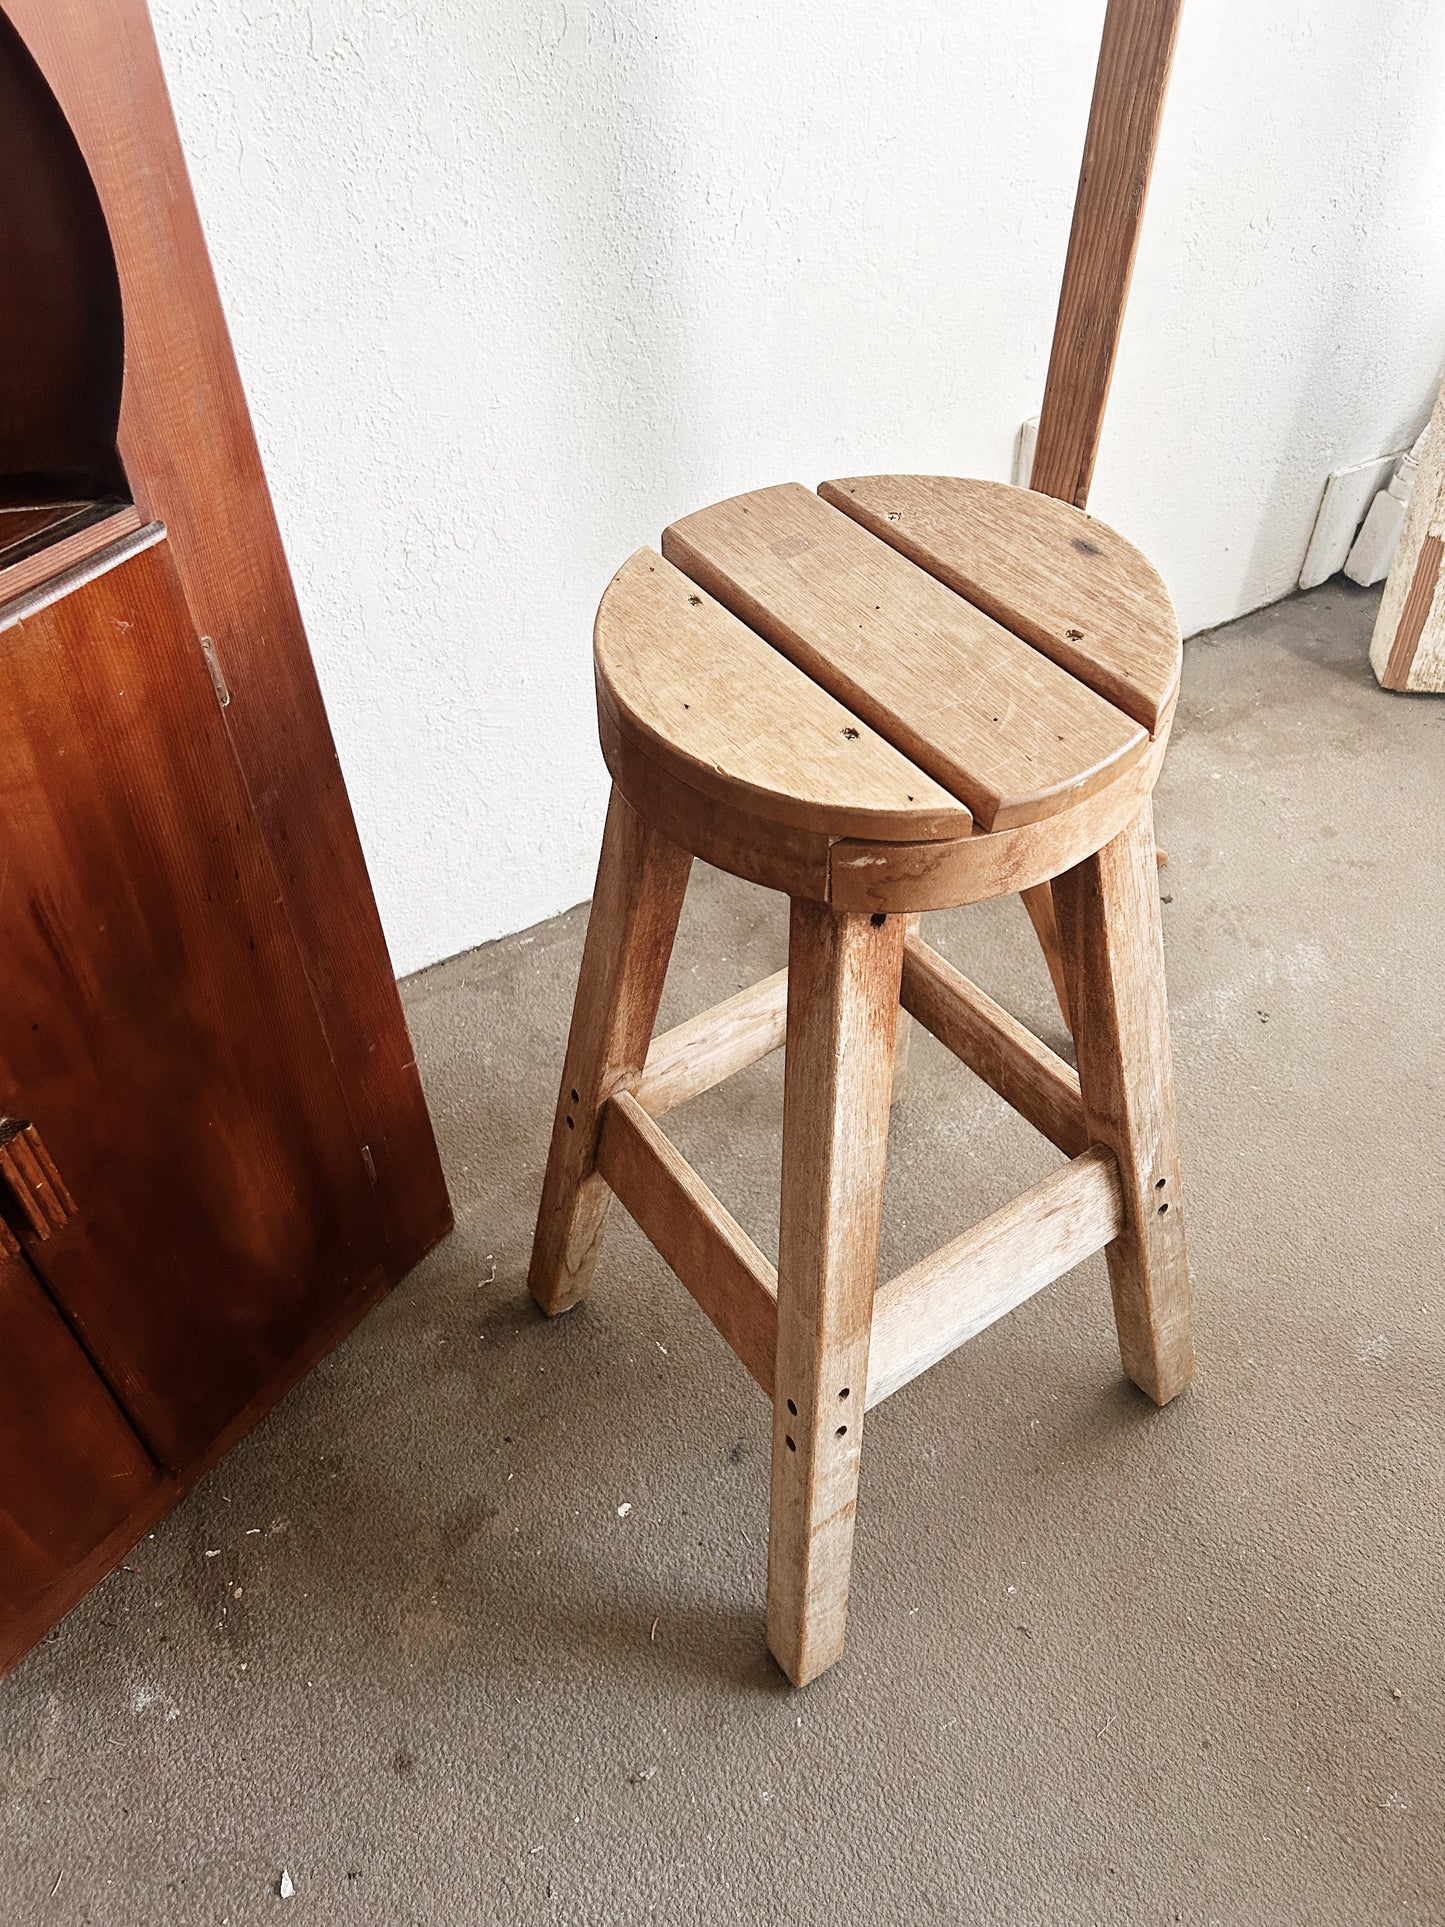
(3, 581, 1443, 1925)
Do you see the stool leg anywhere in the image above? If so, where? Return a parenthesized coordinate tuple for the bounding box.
(767, 900, 905, 1686)
(889, 912, 922, 1104)
(528, 786, 692, 1316)
(1052, 800, 1195, 1404)
(1021, 882, 1072, 1032)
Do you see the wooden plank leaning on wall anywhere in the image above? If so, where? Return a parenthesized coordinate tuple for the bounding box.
(1024, 0, 1186, 1016)
(1370, 379, 1445, 693)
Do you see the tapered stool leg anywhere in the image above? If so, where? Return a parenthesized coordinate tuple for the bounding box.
(767, 900, 905, 1686)
(889, 912, 922, 1104)
(1021, 882, 1072, 1032)
(1052, 800, 1195, 1404)
(528, 786, 692, 1316)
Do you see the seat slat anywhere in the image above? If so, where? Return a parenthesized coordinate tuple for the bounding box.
(595, 549, 971, 842)
(663, 484, 1146, 832)
(819, 475, 1180, 733)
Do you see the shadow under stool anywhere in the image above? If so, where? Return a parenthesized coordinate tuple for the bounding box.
(528, 474, 1196, 1686)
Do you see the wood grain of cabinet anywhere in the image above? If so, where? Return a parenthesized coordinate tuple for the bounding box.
(0, 1, 453, 1675)
(0, 533, 386, 1471)
(0, 1229, 160, 1628)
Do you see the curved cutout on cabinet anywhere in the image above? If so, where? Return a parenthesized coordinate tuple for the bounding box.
(0, 7, 128, 512)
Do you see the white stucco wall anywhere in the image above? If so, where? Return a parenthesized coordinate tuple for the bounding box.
(148, 0, 1445, 975)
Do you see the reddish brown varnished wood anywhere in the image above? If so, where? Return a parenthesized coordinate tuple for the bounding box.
(767, 901, 904, 1685)
(5, 0, 451, 1265)
(0, 1240, 161, 1657)
(0, 537, 386, 1471)
(1052, 802, 1194, 1402)
(0, 3, 452, 1678)
(0, 1245, 394, 1680)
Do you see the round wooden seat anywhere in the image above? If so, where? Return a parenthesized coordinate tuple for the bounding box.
(595, 476, 1181, 911)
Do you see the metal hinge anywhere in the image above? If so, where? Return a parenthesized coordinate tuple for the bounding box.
(199, 634, 231, 708)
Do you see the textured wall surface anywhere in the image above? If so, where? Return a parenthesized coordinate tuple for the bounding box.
(147, 0, 1445, 973)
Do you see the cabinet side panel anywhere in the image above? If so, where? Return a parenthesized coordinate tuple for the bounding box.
(5, 0, 451, 1265)
(0, 1244, 161, 1655)
(0, 541, 388, 1468)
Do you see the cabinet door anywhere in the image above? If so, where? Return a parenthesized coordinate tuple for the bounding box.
(0, 1227, 160, 1668)
(0, 532, 386, 1470)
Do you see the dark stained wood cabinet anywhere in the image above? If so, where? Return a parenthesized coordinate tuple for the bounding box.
(0, 537, 388, 1471)
(0, 1, 452, 1674)
(0, 1227, 161, 1628)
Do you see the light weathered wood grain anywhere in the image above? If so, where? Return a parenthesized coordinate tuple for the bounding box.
(1371, 382, 1445, 691)
(827, 715, 1172, 914)
(1021, 881, 1073, 1031)
(819, 476, 1180, 732)
(598, 692, 836, 903)
(1029, 0, 1185, 508)
(1382, 536, 1442, 689)
(596, 549, 970, 841)
(528, 787, 692, 1316)
(867, 1146, 1124, 1408)
(10, 0, 453, 1279)
(890, 914, 923, 1104)
(597, 1091, 778, 1395)
(664, 484, 1146, 831)
(900, 937, 1087, 1156)
(0, 1239, 162, 1663)
(1052, 801, 1194, 1402)
(767, 901, 904, 1686)
(0, 0, 455, 1680)
(636, 969, 789, 1118)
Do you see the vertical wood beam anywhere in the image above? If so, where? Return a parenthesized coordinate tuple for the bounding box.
(1381, 534, 1442, 691)
(1030, 0, 1185, 510)
(1052, 801, 1194, 1403)
(1025, 0, 1183, 1024)
(767, 902, 905, 1686)
(1021, 882, 1073, 1032)
(889, 913, 923, 1104)
(528, 787, 692, 1316)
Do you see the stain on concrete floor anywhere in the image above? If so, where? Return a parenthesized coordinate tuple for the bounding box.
(2, 581, 1442, 1925)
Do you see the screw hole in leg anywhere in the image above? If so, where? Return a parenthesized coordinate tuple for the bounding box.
(785, 1436, 796, 1452)
(565, 1116, 574, 1130)
(571, 1088, 580, 1104)
(1157, 1201, 1170, 1215)
(1154, 1177, 1167, 1191)
(839, 1387, 850, 1400)
(786, 1399, 797, 1416)
(836, 1425, 847, 1438)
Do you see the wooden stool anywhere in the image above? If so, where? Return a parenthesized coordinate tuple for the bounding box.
(528, 473, 1195, 1684)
